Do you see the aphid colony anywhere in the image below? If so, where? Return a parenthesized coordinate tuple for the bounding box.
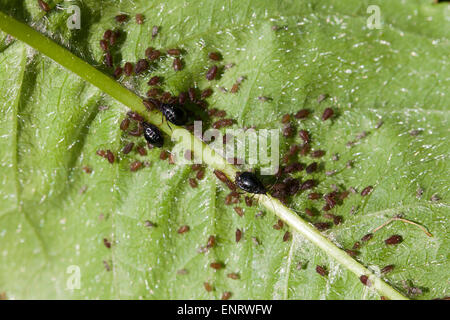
(45, 4, 427, 299)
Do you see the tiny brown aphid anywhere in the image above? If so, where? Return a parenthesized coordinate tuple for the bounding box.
(196, 169, 205, 180)
(416, 187, 424, 199)
(188, 87, 196, 101)
(235, 229, 243, 243)
(339, 191, 349, 200)
(115, 14, 129, 23)
(144, 47, 153, 59)
(288, 145, 300, 156)
(283, 231, 291, 242)
(189, 178, 198, 188)
(221, 292, 232, 300)
(114, 66, 123, 78)
(208, 108, 218, 117)
(135, 59, 149, 74)
(294, 109, 309, 119)
(106, 150, 115, 164)
(120, 118, 130, 131)
(212, 119, 233, 129)
(345, 249, 358, 257)
(300, 179, 315, 190)
(173, 58, 182, 71)
(152, 25, 159, 38)
(124, 62, 134, 76)
(177, 269, 188, 275)
(284, 162, 304, 174)
(206, 65, 218, 80)
(215, 110, 227, 118)
(298, 130, 310, 143)
(361, 186, 373, 196)
(385, 235, 403, 245)
(210, 262, 223, 270)
(178, 92, 187, 105)
(234, 207, 244, 217)
(305, 162, 318, 174)
(103, 238, 111, 249)
(204, 282, 213, 292)
(148, 76, 160, 86)
(103, 30, 112, 41)
(208, 52, 222, 61)
(201, 88, 213, 99)
(283, 124, 294, 138)
(245, 196, 253, 207)
(305, 208, 315, 217)
(281, 114, 291, 124)
(127, 111, 144, 122)
(431, 194, 441, 202)
(316, 265, 327, 277)
(314, 222, 331, 231)
(103, 260, 111, 272)
(99, 39, 108, 51)
(227, 273, 240, 280)
(317, 94, 328, 103)
(257, 96, 271, 102)
(128, 122, 143, 137)
(300, 143, 311, 156)
(207, 235, 216, 249)
(333, 216, 343, 225)
(322, 108, 334, 121)
(130, 161, 143, 172)
(38, 0, 50, 12)
(353, 241, 361, 250)
(135, 14, 144, 24)
(168, 153, 175, 164)
(104, 52, 113, 68)
(96, 150, 106, 158)
(360, 275, 371, 286)
(361, 233, 373, 242)
(381, 265, 395, 274)
(167, 48, 181, 56)
(109, 30, 120, 46)
(177, 225, 190, 234)
(82, 166, 92, 174)
(144, 220, 155, 228)
(149, 49, 161, 61)
(137, 146, 147, 156)
(146, 88, 160, 98)
(311, 150, 325, 158)
(213, 170, 236, 191)
(160, 150, 169, 160)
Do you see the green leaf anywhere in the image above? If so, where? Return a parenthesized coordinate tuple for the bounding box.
(0, 0, 448, 300)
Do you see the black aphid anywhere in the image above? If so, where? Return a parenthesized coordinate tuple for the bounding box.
(148, 98, 187, 126)
(235, 172, 266, 194)
(143, 122, 164, 148)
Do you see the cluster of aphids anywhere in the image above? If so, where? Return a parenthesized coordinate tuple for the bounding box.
(33, 2, 432, 298)
(88, 10, 416, 297)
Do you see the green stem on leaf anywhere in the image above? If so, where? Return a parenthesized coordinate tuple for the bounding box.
(0, 11, 408, 300)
